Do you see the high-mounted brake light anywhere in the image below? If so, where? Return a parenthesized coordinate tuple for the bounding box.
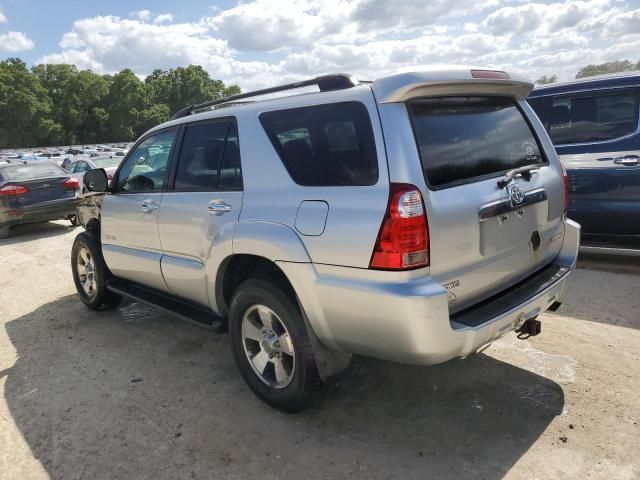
(0, 184, 28, 196)
(64, 178, 80, 189)
(471, 70, 510, 80)
(370, 183, 429, 270)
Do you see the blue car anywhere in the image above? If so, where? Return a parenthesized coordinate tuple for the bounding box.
(528, 73, 640, 250)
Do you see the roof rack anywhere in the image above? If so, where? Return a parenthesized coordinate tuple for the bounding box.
(170, 73, 359, 120)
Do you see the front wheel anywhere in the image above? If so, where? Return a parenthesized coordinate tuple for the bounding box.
(229, 278, 325, 412)
(71, 231, 121, 310)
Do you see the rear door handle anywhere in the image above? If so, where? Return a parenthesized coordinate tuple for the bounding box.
(208, 203, 232, 215)
(613, 155, 640, 166)
(141, 200, 159, 213)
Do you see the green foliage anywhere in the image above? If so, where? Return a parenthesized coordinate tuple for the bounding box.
(0, 58, 241, 148)
(575, 59, 639, 79)
(534, 75, 558, 85)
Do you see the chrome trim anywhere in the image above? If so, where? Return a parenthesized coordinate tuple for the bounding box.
(580, 246, 640, 257)
(478, 188, 547, 221)
(102, 243, 163, 260)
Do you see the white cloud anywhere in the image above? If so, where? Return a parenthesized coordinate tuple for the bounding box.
(35, 0, 640, 90)
(0, 31, 35, 52)
(153, 13, 173, 24)
(0, 10, 6, 24)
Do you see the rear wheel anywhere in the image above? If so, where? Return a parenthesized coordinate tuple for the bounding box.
(71, 231, 121, 310)
(229, 278, 325, 412)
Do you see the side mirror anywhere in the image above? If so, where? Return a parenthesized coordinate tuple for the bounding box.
(84, 168, 109, 193)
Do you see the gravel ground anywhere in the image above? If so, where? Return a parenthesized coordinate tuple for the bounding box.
(1, 220, 638, 480)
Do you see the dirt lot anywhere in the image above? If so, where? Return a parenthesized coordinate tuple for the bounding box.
(1, 221, 638, 480)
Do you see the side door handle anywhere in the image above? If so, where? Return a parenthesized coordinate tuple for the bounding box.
(613, 155, 640, 166)
(141, 199, 159, 213)
(208, 202, 232, 215)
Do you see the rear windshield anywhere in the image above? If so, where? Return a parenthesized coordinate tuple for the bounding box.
(409, 96, 545, 188)
(0, 162, 66, 181)
(93, 157, 121, 169)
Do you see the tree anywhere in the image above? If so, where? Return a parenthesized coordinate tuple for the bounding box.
(103, 69, 152, 141)
(0, 58, 240, 147)
(535, 75, 558, 85)
(575, 60, 638, 78)
(32, 64, 111, 145)
(0, 58, 61, 148)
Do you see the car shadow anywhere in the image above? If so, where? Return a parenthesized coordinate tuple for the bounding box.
(0, 221, 78, 245)
(3, 296, 564, 480)
(557, 264, 640, 330)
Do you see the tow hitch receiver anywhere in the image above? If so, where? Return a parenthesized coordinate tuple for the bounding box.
(517, 318, 542, 339)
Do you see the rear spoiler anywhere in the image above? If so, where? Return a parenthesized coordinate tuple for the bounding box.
(372, 69, 533, 103)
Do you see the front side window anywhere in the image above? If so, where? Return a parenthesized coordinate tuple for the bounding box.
(115, 129, 176, 192)
(409, 96, 545, 189)
(549, 91, 639, 144)
(260, 102, 378, 186)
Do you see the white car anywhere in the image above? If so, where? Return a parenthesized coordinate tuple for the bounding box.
(65, 156, 122, 193)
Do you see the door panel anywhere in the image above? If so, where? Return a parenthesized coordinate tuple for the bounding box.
(101, 193, 167, 291)
(100, 127, 177, 291)
(158, 119, 243, 306)
(159, 191, 243, 305)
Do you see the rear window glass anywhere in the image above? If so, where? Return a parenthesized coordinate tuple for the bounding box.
(1, 162, 65, 181)
(409, 96, 545, 188)
(259, 102, 378, 186)
(549, 91, 639, 144)
(93, 157, 121, 169)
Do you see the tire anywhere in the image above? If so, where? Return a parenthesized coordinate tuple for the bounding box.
(71, 231, 121, 310)
(0, 226, 9, 239)
(229, 278, 325, 412)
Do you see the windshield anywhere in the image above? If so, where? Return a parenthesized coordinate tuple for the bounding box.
(1, 162, 66, 181)
(93, 157, 121, 169)
(408, 96, 545, 188)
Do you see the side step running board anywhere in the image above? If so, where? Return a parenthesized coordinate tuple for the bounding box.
(107, 279, 227, 333)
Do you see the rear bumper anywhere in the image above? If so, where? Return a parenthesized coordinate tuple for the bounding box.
(279, 219, 580, 365)
(0, 197, 78, 227)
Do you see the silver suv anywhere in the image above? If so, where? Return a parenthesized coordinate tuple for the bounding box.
(72, 67, 580, 412)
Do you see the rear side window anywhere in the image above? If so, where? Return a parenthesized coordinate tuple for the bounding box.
(174, 121, 230, 190)
(409, 96, 545, 189)
(259, 102, 378, 186)
(549, 91, 639, 144)
(1, 162, 66, 181)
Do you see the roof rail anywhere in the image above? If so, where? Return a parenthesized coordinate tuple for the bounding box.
(170, 73, 359, 120)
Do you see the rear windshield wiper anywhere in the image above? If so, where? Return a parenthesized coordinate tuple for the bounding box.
(497, 165, 540, 188)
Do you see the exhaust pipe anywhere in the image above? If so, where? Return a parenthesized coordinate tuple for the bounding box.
(517, 318, 542, 339)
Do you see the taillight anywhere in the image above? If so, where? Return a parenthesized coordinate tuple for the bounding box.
(471, 69, 510, 80)
(370, 183, 429, 270)
(560, 161, 569, 213)
(0, 184, 28, 196)
(64, 178, 80, 189)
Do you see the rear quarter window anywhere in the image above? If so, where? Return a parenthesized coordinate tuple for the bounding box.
(259, 101, 378, 186)
(409, 96, 546, 189)
(549, 90, 639, 144)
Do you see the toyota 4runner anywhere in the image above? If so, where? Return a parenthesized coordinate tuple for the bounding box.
(72, 67, 580, 412)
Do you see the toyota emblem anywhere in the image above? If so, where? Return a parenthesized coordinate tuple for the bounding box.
(508, 185, 525, 205)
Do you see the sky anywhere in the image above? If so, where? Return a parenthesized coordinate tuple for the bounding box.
(0, 0, 639, 90)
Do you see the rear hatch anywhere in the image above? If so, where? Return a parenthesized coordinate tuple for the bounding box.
(1, 162, 75, 207)
(407, 95, 566, 312)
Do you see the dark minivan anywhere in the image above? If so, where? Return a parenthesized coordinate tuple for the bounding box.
(528, 73, 640, 250)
